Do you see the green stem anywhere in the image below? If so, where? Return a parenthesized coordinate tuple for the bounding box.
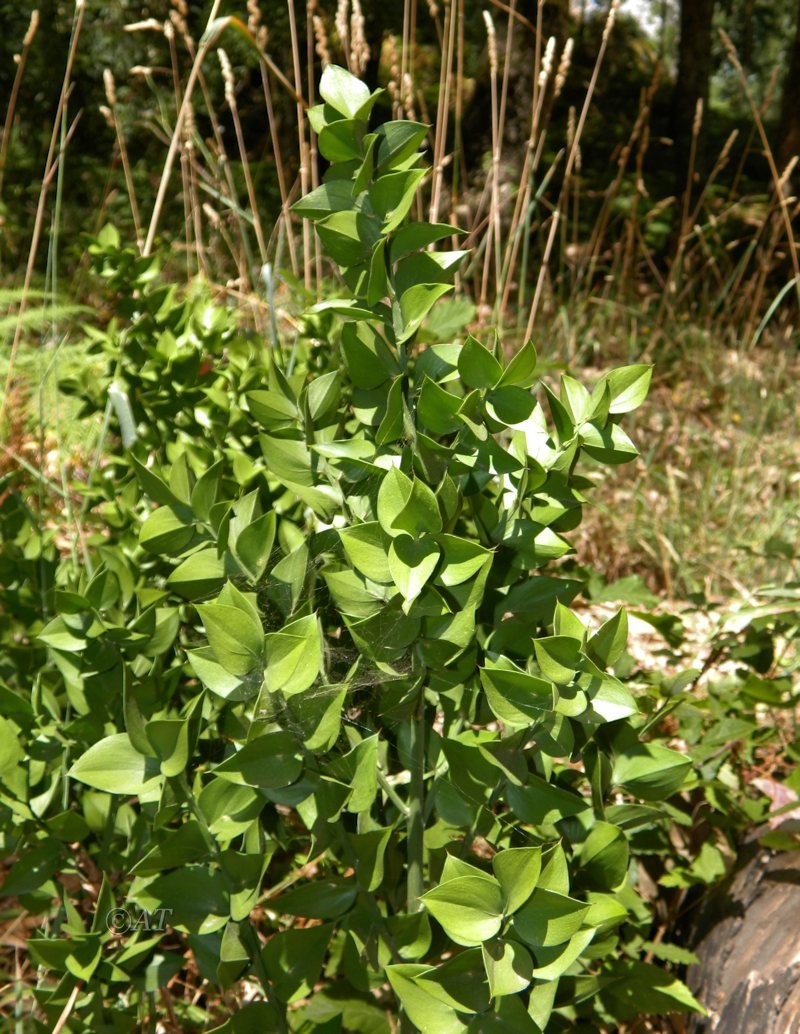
(339, 829, 402, 964)
(176, 772, 220, 860)
(243, 924, 289, 1034)
(98, 796, 120, 872)
(459, 784, 503, 860)
(174, 774, 288, 1031)
(406, 686, 426, 913)
(378, 769, 410, 816)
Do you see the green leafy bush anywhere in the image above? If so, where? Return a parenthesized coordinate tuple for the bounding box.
(0, 65, 738, 1032)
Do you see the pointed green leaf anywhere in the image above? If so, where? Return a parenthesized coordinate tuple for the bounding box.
(367, 237, 389, 305)
(588, 608, 628, 667)
(168, 548, 226, 599)
(612, 743, 692, 801)
(421, 875, 504, 946)
(343, 734, 379, 812)
(371, 169, 426, 229)
(262, 924, 333, 1004)
(580, 822, 629, 890)
(187, 647, 252, 701)
(69, 734, 162, 796)
(386, 965, 466, 1034)
(273, 879, 357, 919)
(580, 421, 639, 465)
(393, 478, 443, 537)
(605, 364, 653, 413)
(291, 179, 357, 220)
(377, 466, 413, 536)
(438, 535, 492, 587)
(534, 636, 581, 685)
(492, 846, 542, 915)
(146, 718, 192, 778)
(140, 505, 194, 555)
(131, 822, 211, 875)
(339, 522, 393, 583)
(513, 889, 590, 948)
(601, 960, 707, 1018)
(264, 614, 323, 697)
(352, 826, 393, 891)
(529, 928, 595, 980)
(481, 938, 534, 997)
(341, 321, 399, 388)
(376, 375, 405, 444)
(214, 731, 302, 789)
(375, 120, 429, 173)
(234, 510, 277, 583)
(316, 210, 375, 267)
(318, 117, 365, 162)
(507, 776, 591, 826)
(353, 133, 378, 194)
(398, 283, 453, 343)
(497, 340, 538, 388)
(416, 949, 490, 1013)
(480, 661, 553, 728)
(560, 375, 591, 423)
(458, 334, 503, 389)
(196, 600, 264, 677)
(389, 535, 440, 604)
(391, 222, 465, 263)
(418, 376, 462, 434)
(319, 63, 371, 119)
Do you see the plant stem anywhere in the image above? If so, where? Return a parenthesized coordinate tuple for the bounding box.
(406, 683, 426, 913)
(243, 924, 289, 1034)
(378, 769, 410, 816)
(175, 773, 288, 1030)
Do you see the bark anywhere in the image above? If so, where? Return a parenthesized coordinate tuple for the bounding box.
(777, 0, 800, 169)
(688, 847, 800, 1033)
(672, 0, 715, 187)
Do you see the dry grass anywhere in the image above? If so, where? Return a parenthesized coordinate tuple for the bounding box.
(572, 331, 800, 599)
(1, 3, 798, 599)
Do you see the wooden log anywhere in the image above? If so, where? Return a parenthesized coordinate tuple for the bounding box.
(687, 848, 800, 1033)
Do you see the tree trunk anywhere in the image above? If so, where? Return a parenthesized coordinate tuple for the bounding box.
(777, 0, 800, 169)
(688, 847, 800, 1033)
(672, 0, 715, 189)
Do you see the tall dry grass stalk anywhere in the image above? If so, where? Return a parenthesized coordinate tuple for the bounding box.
(101, 68, 143, 250)
(258, 54, 300, 279)
(498, 31, 560, 316)
(525, 0, 621, 338)
(479, 10, 501, 312)
(218, 47, 269, 265)
(286, 0, 314, 293)
(164, 18, 195, 272)
(1, 0, 85, 430)
(2, 0, 798, 397)
(719, 29, 800, 301)
(0, 9, 39, 203)
(143, 0, 223, 256)
(349, 0, 370, 76)
(429, 0, 457, 225)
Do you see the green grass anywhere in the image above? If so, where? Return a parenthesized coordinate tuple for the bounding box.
(1, 294, 103, 454)
(6, 285, 796, 606)
(573, 321, 800, 600)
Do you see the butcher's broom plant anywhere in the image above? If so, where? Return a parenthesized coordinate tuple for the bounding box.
(35, 66, 706, 1031)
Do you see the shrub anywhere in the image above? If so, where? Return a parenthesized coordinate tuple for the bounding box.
(1, 66, 716, 1032)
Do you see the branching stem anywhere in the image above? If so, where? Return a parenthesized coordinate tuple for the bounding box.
(406, 682, 426, 913)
